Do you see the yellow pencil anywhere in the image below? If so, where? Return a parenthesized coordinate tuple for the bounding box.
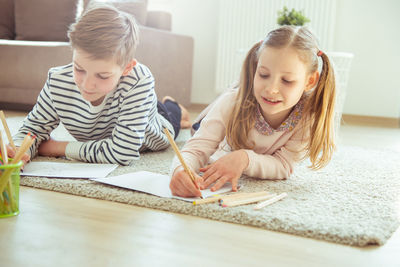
(163, 128, 202, 198)
(193, 194, 220, 205)
(0, 110, 16, 151)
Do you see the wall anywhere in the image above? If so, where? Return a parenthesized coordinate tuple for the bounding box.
(149, 0, 220, 104)
(151, 0, 400, 119)
(334, 0, 400, 118)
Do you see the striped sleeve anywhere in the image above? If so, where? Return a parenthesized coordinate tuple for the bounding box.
(65, 66, 160, 165)
(13, 71, 61, 158)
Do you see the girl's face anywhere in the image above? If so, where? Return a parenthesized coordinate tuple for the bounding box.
(73, 49, 134, 106)
(253, 46, 318, 128)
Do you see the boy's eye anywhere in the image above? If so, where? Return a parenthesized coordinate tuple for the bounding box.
(97, 75, 110, 80)
(74, 67, 84, 73)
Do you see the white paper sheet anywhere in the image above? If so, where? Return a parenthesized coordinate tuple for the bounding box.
(91, 171, 233, 202)
(21, 162, 118, 179)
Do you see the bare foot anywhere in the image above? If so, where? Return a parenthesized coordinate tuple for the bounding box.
(162, 96, 191, 129)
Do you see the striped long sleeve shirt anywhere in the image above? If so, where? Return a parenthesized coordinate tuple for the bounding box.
(14, 63, 174, 165)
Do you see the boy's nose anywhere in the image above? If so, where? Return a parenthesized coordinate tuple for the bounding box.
(83, 77, 95, 91)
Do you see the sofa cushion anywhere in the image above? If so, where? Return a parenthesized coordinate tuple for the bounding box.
(84, 0, 148, 25)
(14, 0, 79, 41)
(0, 0, 15, 39)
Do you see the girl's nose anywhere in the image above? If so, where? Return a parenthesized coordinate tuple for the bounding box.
(265, 80, 279, 94)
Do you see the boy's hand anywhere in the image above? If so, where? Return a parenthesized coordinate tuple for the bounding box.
(6, 144, 31, 167)
(38, 138, 68, 157)
(200, 150, 249, 192)
(170, 166, 203, 198)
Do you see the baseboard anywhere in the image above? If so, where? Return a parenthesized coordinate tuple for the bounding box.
(188, 103, 208, 113)
(341, 114, 399, 128)
(188, 107, 400, 128)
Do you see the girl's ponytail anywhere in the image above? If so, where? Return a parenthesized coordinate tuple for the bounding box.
(304, 52, 336, 169)
(226, 41, 261, 150)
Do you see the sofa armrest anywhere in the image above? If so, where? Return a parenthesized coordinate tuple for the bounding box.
(136, 26, 194, 106)
(0, 40, 72, 109)
(146, 11, 172, 31)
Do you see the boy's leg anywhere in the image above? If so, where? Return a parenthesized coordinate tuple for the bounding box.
(162, 96, 191, 129)
(157, 98, 182, 139)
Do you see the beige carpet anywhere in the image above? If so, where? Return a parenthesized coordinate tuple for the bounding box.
(7, 117, 400, 246)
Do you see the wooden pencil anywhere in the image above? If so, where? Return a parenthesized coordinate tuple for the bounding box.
(219, 191, 272, 203)
(193, 191, 275, 205)
(0, 110, 16, 151)
(163, 128, 202, 198)
(193, 195, 220, 205)
(0, 130, 14, 210)
(163, 128, 196, 184)
(253, 193, 287, 210)
(0, 133, 35, 193)
(222, 193, 276, 208)
(0, 131, 8, 164)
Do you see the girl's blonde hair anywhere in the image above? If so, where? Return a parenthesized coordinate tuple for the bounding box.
(226, 25, 336, 169)
(68, 3, 139, 68)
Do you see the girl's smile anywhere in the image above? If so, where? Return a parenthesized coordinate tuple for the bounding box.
(253, 46, 317, 128)
(261, 97, 283, 105)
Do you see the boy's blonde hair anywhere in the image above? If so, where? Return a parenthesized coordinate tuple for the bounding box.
(68, 3, 139, 68)
(226, 25, 336, 169)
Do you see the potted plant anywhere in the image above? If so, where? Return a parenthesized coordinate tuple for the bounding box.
(277, 6, 310, 26)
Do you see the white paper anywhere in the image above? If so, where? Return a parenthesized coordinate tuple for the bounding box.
(21, 162, 118, 179)
(91, 171, 233, 202)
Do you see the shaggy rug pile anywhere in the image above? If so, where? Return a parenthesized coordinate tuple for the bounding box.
(7, 117, 400, 246)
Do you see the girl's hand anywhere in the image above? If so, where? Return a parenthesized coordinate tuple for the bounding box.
(6, 144, 31, 167)
(38, 138, 68, 157)
(170, 166, 203, 197)
(200, 150, 249, 192)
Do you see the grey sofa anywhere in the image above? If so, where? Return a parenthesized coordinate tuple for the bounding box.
(0, 0, 194, 110)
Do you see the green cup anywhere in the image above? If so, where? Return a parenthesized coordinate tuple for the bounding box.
(0, 161, 23, 218)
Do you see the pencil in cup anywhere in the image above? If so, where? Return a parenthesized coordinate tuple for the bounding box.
(0, 110, 16, 151)
(0, 133, 36, 196)
(0, 161, 23, 217)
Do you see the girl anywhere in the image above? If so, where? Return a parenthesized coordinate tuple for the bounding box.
(170, 26, 336, 197)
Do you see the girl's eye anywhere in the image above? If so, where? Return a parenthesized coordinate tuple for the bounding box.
(282, 79, 293, 84)
(259, 73, 269, 78)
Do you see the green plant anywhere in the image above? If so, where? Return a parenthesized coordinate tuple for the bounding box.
(277, 6, 310, 26)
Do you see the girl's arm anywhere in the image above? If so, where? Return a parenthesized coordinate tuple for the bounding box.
(171, 90, 236, 174)
(243, 124, 309, 179)
(169, 93, 232, 197)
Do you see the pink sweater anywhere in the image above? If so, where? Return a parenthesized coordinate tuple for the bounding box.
(172, 90, 310, 179)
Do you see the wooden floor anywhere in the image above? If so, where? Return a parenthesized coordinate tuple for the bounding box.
(1, 109, 399, 267)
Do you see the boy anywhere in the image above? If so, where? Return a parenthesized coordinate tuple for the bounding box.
(11, 4, 189, 166)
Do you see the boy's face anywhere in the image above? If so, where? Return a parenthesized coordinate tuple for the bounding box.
(72, 49, 135, 106)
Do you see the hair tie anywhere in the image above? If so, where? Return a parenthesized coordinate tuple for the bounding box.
(317, 50, 323, 57)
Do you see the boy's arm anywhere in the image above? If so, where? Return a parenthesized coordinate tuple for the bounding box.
(14, 76, 60, 158)
(65, 73, 169, 165)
